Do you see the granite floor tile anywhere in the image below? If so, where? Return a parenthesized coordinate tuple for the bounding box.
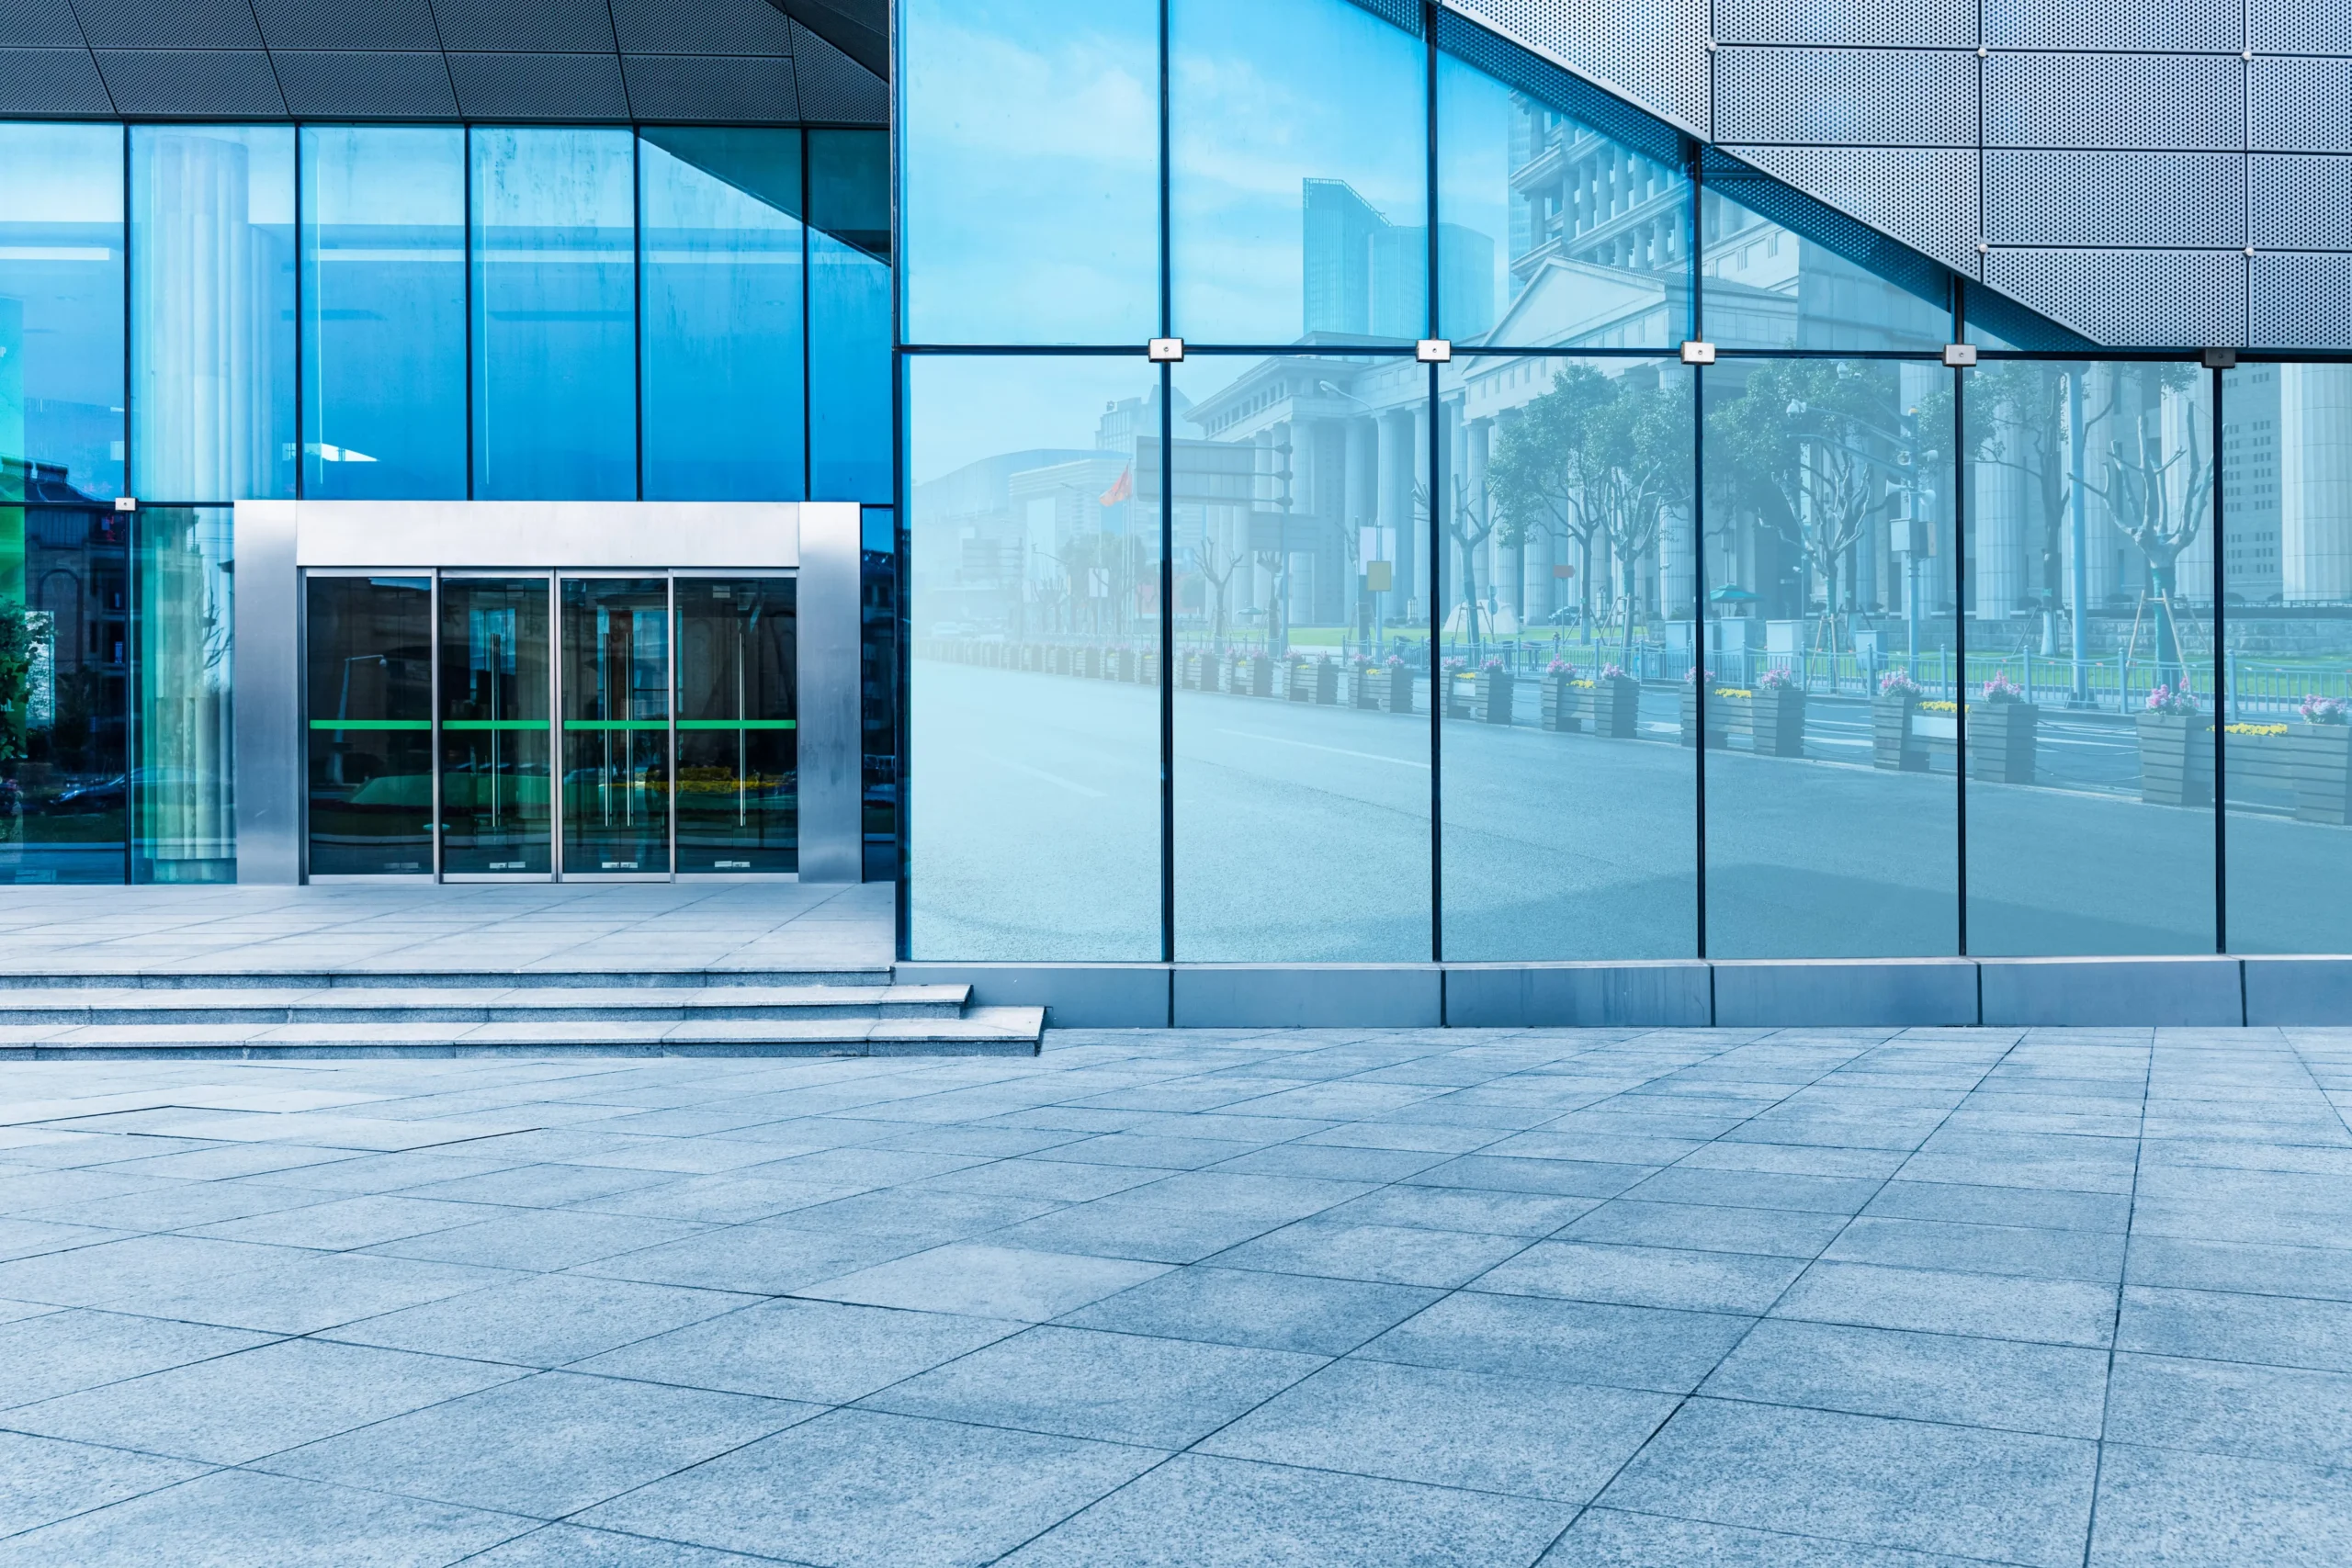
(576, 1407, 1160, 1568)
(996, 1452, 1573, 1568)
(1208, 1218, 1530, 1288)
(261, 1370, 816, 1518)
(1623, 1167, 1885, 1215)
(1357, 1289, 1753, 1393)
(2123, 1235, 2352, 1302)
(1772, 1261, 2119, 1348)
(0, 1308, 273, 1410)
(869, 1315, 1317, 1444)
(182, 1193, 488, 1252)
(1313, 1184, 1596, 1236)
(1055, 1264, 1441, 1356)
(1702, 1317, 2111, 1438)
(1597, 1398, 2097, 1567)
(2117, 1285, 2352, 1373)
(1540, 1507, 2009, 1566)
(92, 1247, 517, 1336)
(363, 1208, 709, 1271)
(1861, 1181, 2132, 1234)
(2086, 1442, 2352, 1568)
(577, 1296, 1021, 1404)
(6, 1336, 520, 1464)
(0, 1467, 533, 1568)
(574, 1221, 920, 1295)
(797, 1243, 1170, 1321)
(0, 1429, 209, 1539)
(1555, 1197, 1849, 1258)
(458, 1523, 786, 1567)
(1471, 1239, 1807, 1314)
(322, 1271, 758, 1367)
(2104, 1352, 2352, 1467)
(1822, 1216, 2129, 1284)
(1198, 1358, 1673, 1502)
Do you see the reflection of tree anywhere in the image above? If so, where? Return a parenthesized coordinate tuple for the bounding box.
(1709, 361, 1917, 651)
(2082, 365, 2210, 684)
(1486, 365, 1689, 663)
(1061, 529, 1156, 640)
(1190, 535, 1247, 653)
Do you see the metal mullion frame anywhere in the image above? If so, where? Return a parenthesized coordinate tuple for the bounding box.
(1689, 134, 1708, 967)
(551, 573, 567, 878)
(464, 122, 475, 501)
(634, 132, 646, 503)
(1425, 0, 1442, 965)
(892, 0, 913, 954)
(2213, 365, 2228, 953)
(1159, 0, 1174, 967)
(430, 571, 443, 880)
(121, 126, 136, 883)
(1953, 276, 1971, 957)
(668, 572, 678, 880)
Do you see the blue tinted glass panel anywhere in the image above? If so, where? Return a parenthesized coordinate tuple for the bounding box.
(1435, 45, 1690, 350)
(0, 123, 124, 503)
(134, 507, 235, 883)
(1701, 156, 1951, 354)
(1171, 0, 1427, 345)
(302, 126, 466, 500)
(2219, 362, 2351, 953)
(1442, 355, 1700, 959)
(472, 129, 636, 501)
(1702, 357, 1958, 956)
(902, 0, 1159, 344)
(640, 128, 804, 502)
(131, 127, 295, 503)
(810, 130, 891, 502)
(1170, 353, 1430, 961)
(1962, 361, 2216, 953)
(907, 355, 1163, 959)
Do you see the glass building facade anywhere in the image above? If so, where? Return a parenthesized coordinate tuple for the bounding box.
(899, 0, 2352, 964)
(1, 120, 890, 886)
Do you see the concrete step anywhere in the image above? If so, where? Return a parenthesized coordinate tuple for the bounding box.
(0, 983, 972, 1026)
(0, 1006, 1045, 1060)
(0, 968, 895, 991)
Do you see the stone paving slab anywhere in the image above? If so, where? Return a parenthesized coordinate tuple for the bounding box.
(0, 1025, 2346, 1564)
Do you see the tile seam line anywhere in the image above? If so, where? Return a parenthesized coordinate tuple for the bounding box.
(1532, 1026, 2037, 1556)
(2078, 1031, 2156, 1567)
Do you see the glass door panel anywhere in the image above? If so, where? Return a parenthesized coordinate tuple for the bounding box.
(306, 575, 433, 874)
(3, 509, 130, 885)
(560, 577, 670, 874)
(439, 577, 550, 874)
(675, 576, 797, 872)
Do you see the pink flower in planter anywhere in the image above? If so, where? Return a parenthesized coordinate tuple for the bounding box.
(1755, 667, 1795, 691)
(1879, 670, 1924, 697)
(1980, 671, 2026, 705)
(2300, 694, 2347, 726)
(1482, 656, 1506, 673)
(2144, 682, 2201, 716)
(1599, 662, 1628, 682)
(1546, 659, 1577, 677)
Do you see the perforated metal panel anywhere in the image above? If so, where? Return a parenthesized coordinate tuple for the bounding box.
(1985, 150, 2243, 248)
(1713, 0, 1975, 47)
(1344, 0, 1426, 33)
(1984, 0, 2240, 51)
(1986, 246, 2245, 346)
(425, 0, 616, 54)
(1, 0, 92, 48)
(2252, 58, 2352, 155)
(1448, 0, 1710, 135)
(445, 51, 629, 118)
(248, 0, 443, 51)
(273, 50, 458, 118)
(2250, 155, 2352, 252)
(1984, 52, 2243, 152)
(2252, 252, 2352, 347)
(623, 53, 800, 123)
(70, 0, 265, 50)
(96, 49, 286, 115)
(788, 19, 885, 126)
(608, 0, 797, 56)
(0, 47, 114, 115)
(1730, 143, 1980, 273)
(1714, 47, 1975, 147)
(2246, 0, 2352, 55)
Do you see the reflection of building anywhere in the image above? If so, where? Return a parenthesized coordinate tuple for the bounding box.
(1302, 179, 1494, 341)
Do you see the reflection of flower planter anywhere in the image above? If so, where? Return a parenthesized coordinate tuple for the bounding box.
(1442, 673, 1474, 719)
(2291, 723, 2352, 824)
(1080, 647, 1104, 679)
(1589, 677, 1639, 738)
(1475, 670, 1513, 724)
(1139, 652, 1159, 686)
(1179, 652, 1204, 689)
(1749, 686, 1806, 758)
(1289, 660, 1338, 705)
(1051, 646, 1075, 676)
(2138, 712, 2214, 807)
(1382, 669, 1416, 715)
(1873, 694, 1921, 770)
(1679, 687, 1728, 749)
(1248, 655, 1274, 697)
(1541, 676, 1587, 732)
(1104, 649, 1134, 682)
(1351, 670, 1383, 709)
(1966, 702, 2037, 784)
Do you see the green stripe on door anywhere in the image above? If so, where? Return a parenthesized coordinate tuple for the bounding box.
(561, 720, 673, 731)
(677, 719, 797, 730)
(308, 719, 431, 731)
(444, 720, 549, 731)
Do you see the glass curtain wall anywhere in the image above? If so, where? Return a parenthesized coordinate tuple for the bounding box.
(902, 0, 2337, 966)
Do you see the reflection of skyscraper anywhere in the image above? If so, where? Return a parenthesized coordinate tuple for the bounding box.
(1505, 96, 1683, 293)
(1301, 178, 1494, 340)
(2222, 365, 2282, 604)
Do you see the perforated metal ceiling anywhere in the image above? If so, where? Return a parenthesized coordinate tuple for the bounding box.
(0, 0, 883, 125)
(1437, 0, 2352, 348)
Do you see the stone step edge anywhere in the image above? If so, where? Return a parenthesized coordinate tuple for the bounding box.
(0, 968, 896, 991)
(0, 985, 972, 1023)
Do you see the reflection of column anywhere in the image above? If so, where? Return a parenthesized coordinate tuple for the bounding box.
(1375, 409, 1413, 615)
(1660, 506, 1693, 622)
(1411, 401, 1433, 623)
(1344, 415, 1374, 618)
(1974, 403, 2029, 618)
(2281, 364, 2352, 603)
(1465, 416, 1495, 618)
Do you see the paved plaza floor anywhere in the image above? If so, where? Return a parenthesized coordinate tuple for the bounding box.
(0, 1024, 2346, 1565)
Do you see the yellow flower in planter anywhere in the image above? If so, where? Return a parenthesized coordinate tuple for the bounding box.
(2224, 723, 2289, 738)
(1917, 700, 1960, 714)
(1713, 687, 1753, 699)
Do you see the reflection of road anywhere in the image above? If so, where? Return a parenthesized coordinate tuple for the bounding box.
(911, 661, 2352, 963)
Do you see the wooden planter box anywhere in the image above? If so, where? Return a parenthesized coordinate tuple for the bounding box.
(1679, 686, 1728, 749)
(1306, 660, 1340, 705)
(1873, 694, 1924, 770)
(1748, 686, 1806, 758)
(1080, 647, 1103, 679)
(1589, 677, 1639, 738)
(1474, 670, 1514, 724)
(1966, 701, 2036, 784)
(1441, 672, 1475, 719)
(1139, 652, 1159, 687)
(1051, 646, 1075, 676)
(1247, 655, 1274, 698)
(2291, 723, 2352, 825)
(2138, 712, 2214, 807)
(1104, 649, 1134, 682)
(1540, 675, 1587, 732)
(1382, 668, 1416, 715)
(1351, 668, 1383, 709)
